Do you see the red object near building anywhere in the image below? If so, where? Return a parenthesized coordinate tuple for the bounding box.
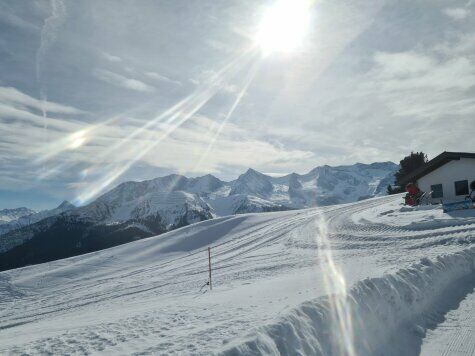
(404, 183, 422, 206)
(406, 183, 420, 196)
(404, 195, 417, 206)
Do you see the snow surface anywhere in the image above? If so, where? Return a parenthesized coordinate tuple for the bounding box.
(420, 289, 474, 356)
(0, 195, 473, 355)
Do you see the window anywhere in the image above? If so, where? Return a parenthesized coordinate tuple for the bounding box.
(454, 180, 469, 196)
(431, 184, 443, 198)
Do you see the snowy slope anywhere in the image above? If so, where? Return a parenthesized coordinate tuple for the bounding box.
(420, 289, 475, 356)
(0, 195, 473, 355)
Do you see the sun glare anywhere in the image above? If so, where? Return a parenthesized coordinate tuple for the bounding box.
(68, 130, 88, 150)
(255, 0, 311, 55)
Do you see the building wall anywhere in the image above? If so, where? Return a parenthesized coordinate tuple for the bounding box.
(417, 158, 475, 202)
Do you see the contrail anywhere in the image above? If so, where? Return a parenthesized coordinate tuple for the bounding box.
(36, 0, 66, 134)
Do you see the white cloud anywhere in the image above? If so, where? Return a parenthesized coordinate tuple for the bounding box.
(317, 45, 475, 161)
(434, 32, 475, 56)
(101, 52, 122, 62)
(0, 87, 88, 172)
(443, 7, 471, 20)
(0, 4, 39, 31)
(95, 69, 155, 92)
(0, 103, 81, 131)
(356, 49, 475, 122)
(0, 87, 84, 114)
(145, 72, 182, 86)
(373, 52, 436, 78)
(67, 115, 313, 177)
(138, 115, 314, 174)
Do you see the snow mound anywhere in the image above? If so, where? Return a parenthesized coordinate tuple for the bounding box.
(219, 247, 475, 355)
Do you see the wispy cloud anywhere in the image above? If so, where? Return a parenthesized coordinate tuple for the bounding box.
(443, 7, 471, 20)
(95, 69, 155, 92)
(362, 49, 475, 118)
(0, 2, 39, 31)
(101, 51, 122, 62)
(0, 87, 87, 167)
(145, 72, 182, 86)
(0, 103, 81, 132)
(0, 87, 90, 196)
(0, 87, 84, 115)
(74, 115, 313, 179)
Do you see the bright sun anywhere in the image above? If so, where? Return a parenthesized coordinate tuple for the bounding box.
(255, 0, 311, 55)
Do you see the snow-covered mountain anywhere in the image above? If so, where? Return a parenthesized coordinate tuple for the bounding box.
(0, 207, 35, 224)
(228, 162, 399, 209)
(78, 181, 213, 228)
(0, 200, 75, 238)
(0, 161, 397, 270)
(75, 161, 397, 219)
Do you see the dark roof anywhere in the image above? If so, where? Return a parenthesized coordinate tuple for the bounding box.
(400, 151, 475, 185)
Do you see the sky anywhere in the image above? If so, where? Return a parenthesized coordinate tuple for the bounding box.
(0, 0, 474, 209)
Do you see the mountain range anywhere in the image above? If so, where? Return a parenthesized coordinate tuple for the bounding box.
(0, 161, 397, 271)
(0, 207, 36, 224)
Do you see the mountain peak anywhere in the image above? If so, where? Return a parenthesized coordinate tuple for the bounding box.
(57, 200, 75, 210)
(242, 168, 268, 178)
(245, 168, 258, 174)
(231, 169, 273, 197)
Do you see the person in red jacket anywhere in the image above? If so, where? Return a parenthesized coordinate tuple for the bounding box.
(404, 182, 423, 206)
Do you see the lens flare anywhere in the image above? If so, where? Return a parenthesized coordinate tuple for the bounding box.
(315, 216, 355, 356)
(67, 130, 87, 149)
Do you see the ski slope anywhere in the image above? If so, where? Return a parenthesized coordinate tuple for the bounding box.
(0, 195, 474, 355)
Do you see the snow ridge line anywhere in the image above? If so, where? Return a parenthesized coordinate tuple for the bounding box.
(218, 247, 475, 356)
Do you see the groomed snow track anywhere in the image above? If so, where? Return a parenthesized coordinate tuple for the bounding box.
(219, 247, 475, 356)
(0, 195, 474, 355)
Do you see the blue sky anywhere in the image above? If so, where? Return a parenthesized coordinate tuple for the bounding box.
(0, 0, 474, 209)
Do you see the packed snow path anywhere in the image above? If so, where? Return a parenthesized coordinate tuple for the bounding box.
(0, 195, 474, 355)
(421, 290, 474, 356)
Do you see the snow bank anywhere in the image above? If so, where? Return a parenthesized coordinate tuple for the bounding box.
(219, 247, 475, 356)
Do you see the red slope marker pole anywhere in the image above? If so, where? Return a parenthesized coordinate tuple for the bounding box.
(208, 246, 212, 291)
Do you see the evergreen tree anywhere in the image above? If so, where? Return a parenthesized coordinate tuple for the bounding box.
(387, 184, 393, 195)
(390, 152, 428, 194)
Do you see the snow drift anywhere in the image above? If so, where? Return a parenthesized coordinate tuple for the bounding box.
(219, 247, 475, 356)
